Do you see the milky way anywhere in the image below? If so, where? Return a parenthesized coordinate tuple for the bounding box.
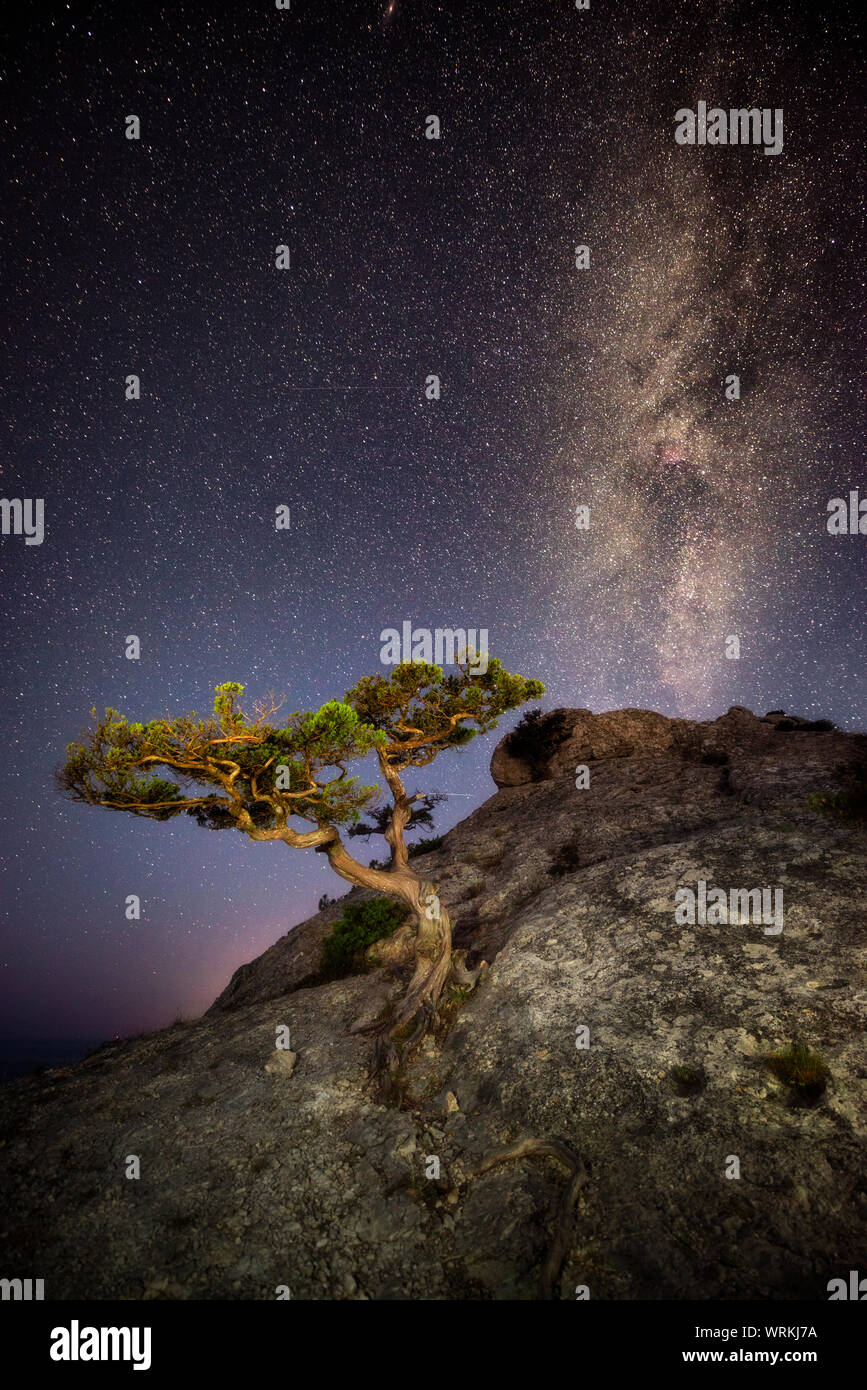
(529, 33, 863, 715)
(1, 0, 863, 1037)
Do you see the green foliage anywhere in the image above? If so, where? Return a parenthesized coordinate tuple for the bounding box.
(505, 708, 571, 772)
(58, 656, 545, 861)
(408, 835, 445, 858)
(763, 1041, 830, 1102)
(807, 760, 867, 822)
(213, 682, 245, 720)
(669, 1063, 705, 1094)
(345, 660, 545, 769)
(438, 981, 474, 1030)
(57, 687, 384, 828)
(320, 898, 410, 978)
(123, 776, 188, 821)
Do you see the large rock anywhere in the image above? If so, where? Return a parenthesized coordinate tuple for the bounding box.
(490, 707, 684, 785)
(489, 704, 837, 786)
(1, 706, 864, 1300)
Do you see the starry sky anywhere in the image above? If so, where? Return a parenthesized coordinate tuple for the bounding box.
(1, 0, 864, 1042)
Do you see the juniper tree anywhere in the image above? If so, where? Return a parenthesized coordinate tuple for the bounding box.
(58, 657, 544, 1088)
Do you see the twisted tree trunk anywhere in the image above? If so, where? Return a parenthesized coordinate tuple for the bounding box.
(317, 757, 486, 1096)
(369, 877, 453, 1082)
(369, 884, 485, 1097)
(323, 831, 482, 1095)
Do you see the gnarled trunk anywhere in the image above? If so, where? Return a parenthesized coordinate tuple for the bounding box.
(318, 783, 484, 1096)
(368, 878, 485, 1098)
(369, 877, 454, 1082)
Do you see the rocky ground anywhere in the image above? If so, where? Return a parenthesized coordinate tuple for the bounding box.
(1, 706, 865, 1300)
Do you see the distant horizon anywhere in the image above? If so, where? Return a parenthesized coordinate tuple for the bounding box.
(0, 1034, 121, 1045)
(0, 1035, 109, 1086)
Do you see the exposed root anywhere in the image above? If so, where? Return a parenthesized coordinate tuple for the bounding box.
(464, 1136, 589, 1299)
(362, 940, 487, 1103)
(449, 949, 487, 989)
(351, 878, 490, 1100)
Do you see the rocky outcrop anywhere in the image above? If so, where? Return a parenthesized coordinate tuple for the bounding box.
(489, 704, 842, 787)
(1, 706, 865, 1300)
(490, 706, 686, 785)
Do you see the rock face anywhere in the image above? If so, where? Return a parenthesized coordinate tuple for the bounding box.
(490, 706, 686, 785)
(1, 706, 865, 1300)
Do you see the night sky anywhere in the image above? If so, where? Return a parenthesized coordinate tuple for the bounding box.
(1, 0, 864, 1042)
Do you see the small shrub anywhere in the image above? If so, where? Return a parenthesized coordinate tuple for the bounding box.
(669, 1063, 705, 1095)
(807, 760, 867, 822)
(700, 747, 728, 766)
(762, 1041, 830, 1104)
(408, 835, 445, 858)
(776, 718, 835, 733)
(318, 893, 342, 911)
(320, 898, 410, 978)
(506, 708, 572, 775)
(437, 983, 473, 1034)
(549, 833, 582, 876)
(369, 836, 445, 869)
(166, 1210, 196, 1230)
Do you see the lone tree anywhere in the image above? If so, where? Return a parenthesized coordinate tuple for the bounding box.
(58, 656, 544, 1089)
